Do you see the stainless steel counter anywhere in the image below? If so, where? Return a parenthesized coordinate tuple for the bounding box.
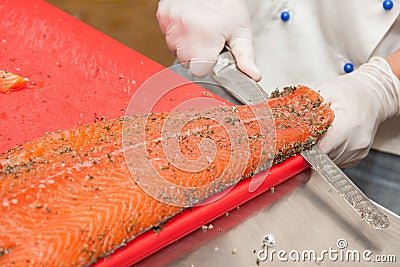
(137, 169, 400, 266)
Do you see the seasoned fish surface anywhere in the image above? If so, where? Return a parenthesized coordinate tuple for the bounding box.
(0, 86, 333, 266)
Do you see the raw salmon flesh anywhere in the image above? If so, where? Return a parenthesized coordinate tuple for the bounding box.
(0, 85, 334, 266)
(0, 70, 28, 93)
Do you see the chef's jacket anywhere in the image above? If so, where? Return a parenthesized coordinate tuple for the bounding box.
(245, 0, 400, 155)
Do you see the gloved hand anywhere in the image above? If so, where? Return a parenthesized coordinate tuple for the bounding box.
(316, 57, 400, 167)
(156, 0, 261, 81)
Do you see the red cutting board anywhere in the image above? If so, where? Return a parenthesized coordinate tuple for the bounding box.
(0, 1, 309, 266)
(0, 0, 212, 152)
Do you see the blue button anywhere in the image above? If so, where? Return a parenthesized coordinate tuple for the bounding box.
(383, 0, 394, 10)
(344, 63, 354, 73)
(280, 11, 290, 21)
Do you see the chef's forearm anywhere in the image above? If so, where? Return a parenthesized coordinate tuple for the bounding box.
(386, 48, 400, 79)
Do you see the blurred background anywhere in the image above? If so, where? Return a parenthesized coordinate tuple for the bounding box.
(46, 0, 175, 67)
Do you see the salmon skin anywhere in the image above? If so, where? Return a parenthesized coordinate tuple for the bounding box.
(0, 85, 333, 266)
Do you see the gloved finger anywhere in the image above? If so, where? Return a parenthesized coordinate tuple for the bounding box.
(317, 130, 347, 165)
(164, 23, 181, 55)
(155, 11, 167, 34)
(229, 34, 262, 81)
(189, 48, 224, 77)
(157, 2, 186, 54)
(317, 106, 372, 167)
(155, 0, 171, 34)
(236, 54, 262, 82)
(188, 60, 216, 78)
(175, 36, 225, 77)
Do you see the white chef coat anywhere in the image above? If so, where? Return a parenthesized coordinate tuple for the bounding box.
(245, 0, 400, 155)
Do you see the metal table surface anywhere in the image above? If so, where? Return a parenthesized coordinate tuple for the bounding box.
(137, 169, 400, 266)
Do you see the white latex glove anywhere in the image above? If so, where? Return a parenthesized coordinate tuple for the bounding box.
(156, 0, 261, 80)
(316, 57, 400, 167)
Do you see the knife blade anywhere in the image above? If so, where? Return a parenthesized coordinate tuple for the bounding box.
(301, 146, 389, 229)
(212, 49, 269, 105)
(209, 48, 389, 229)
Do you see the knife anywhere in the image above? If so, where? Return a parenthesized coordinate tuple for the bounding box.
(209, 48, 390, 229)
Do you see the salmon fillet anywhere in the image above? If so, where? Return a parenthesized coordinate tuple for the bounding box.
(0, 85, 333, 266)
(0, 70, 28, 93)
